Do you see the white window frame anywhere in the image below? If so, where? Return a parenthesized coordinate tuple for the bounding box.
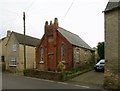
(40, 47, 44, 63)
(9, 58, 17, 66)
(76, 50, 80, 63)
(12, 44, 17, 52)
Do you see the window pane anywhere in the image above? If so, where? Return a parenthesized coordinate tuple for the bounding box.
(76, 51, 80, 62)
(61, 44, 65, 61)
(40, 48, 44, 63)
(12, 44, 16, 51)
(10, 58, 16, 66)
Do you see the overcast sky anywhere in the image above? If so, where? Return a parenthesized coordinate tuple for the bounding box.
(0, 0, 109, 47)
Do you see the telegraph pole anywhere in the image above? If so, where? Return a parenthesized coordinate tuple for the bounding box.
(23, 12, 26, 70)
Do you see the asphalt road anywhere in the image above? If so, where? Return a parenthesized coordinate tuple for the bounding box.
(2, 72, 92, 89)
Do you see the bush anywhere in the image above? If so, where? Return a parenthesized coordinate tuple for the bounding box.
(23, 69, 28, 76)
(48, 67, 51, 71)
(57, 62, 64, 72)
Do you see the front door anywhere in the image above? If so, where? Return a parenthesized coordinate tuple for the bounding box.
(48, 54, 54, 71)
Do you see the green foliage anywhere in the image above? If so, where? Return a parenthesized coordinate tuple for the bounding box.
(57, 61, 64, 72)
(97, 42, 104, 60)
(48, 67, 51, 71)
(23, 69, 28, 76)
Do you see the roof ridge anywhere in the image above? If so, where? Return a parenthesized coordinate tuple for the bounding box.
(12, 31, 40, 40)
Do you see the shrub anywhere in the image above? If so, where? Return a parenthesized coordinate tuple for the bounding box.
(57, 62, 64, 72)
(23, 69, 28, 76)
(48, 67, 51, 71)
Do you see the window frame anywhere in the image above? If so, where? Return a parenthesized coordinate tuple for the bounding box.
(12, 44, 17, 52)
(40, 47, 44, 63)
(9, 58, 17, 66)
(76, 50, 80, 63)
(61, 44, 65, 62)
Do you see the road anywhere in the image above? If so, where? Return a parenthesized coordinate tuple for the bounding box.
(2, 72, 93, 89)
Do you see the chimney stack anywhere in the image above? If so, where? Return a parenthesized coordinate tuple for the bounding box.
(54, 18, 58, 29)
(50, 21, 52, 25)
(44, 18, 59, 34)
(7, 30, 11, 37)
(44, 21, 48, 33)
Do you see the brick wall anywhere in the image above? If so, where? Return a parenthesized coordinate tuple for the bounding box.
(36, 18, 94, 72)
(36, 18, 73, 71)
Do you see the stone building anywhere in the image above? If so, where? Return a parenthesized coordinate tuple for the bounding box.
(0, 31, 11, 70)
(36, 18, 94, 71)
(6, 31, 40, 72)
(104, 0, 120, 89)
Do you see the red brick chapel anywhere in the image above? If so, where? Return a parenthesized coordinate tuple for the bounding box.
(36, 18, 94, 71)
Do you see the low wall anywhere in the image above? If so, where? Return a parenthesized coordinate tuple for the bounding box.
(24, 69, 62, 81)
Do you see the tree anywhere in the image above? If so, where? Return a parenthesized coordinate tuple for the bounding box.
(97, 42, 104, 60)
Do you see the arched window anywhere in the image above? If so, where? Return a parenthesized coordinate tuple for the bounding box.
(61, 44, 65, 62)
(40, 47, 44, 63)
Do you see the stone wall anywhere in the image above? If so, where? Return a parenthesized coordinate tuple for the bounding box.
(18, 44, 36, 71)
(6, 33, 36, 72)
(6, 34, 19, 72)
(104, 7, 120, 90)
(73, 47, 94, 69)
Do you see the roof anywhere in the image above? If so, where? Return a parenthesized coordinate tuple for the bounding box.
(104, 1, 120, 12)
(12, 32, 40, 47)
(58, 27, 92, 50)
(0, 37, 6, 42)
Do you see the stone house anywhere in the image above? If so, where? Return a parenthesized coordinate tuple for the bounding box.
(6, 31, 40, 72)
(36, 18, 95, 71)
(104, 0, 120, 89)
(0, 31, 11, 70)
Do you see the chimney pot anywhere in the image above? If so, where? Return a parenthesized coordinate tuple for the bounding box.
(54, 18, 58, 23)
(45, 21, 48, 25)
(50, 21, 52, 25)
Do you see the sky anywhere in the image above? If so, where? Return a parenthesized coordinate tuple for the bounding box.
(0, 0, 109, 48)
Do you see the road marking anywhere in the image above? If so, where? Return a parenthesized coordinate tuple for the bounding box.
(57, 82, 68, 85)
(26, 77, 42, 80)
(75, 84, 90, 88)
(43, 79, 54, 83)
(81, 85, 90, 88)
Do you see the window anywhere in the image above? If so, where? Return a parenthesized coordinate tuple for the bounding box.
(40, 47, 44, 63)
(1, 56, 5, 62)
(12, 44, 17, 51)
(61, 44, 65, 62)
(76, 50, 80, 63)
(9, 58, 17, 66)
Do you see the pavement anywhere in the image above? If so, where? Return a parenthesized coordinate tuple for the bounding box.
(66, 70, 104, 89)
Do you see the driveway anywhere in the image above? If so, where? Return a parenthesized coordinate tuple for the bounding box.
(67, 70, 104, 89)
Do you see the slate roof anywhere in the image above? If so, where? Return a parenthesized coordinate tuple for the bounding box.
(104, 1, 120, 12)
(12, 32, 40, 47)
(58, 27, 92, 50)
